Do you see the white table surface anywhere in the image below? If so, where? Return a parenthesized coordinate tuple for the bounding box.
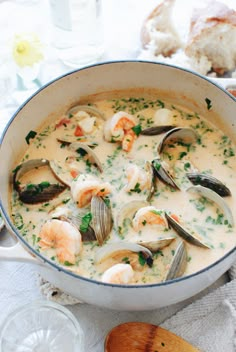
(0, 1, 235, 351)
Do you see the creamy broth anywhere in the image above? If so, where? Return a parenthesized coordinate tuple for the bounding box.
(11, 90, 236, 284)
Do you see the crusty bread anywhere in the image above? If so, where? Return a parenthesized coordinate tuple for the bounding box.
(141, 0, 182, 57)
(140, 0, 236, 76)
(185, 1, 236, 75)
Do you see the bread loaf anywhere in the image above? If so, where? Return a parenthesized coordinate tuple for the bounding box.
(140, 0, 236, 76)
(141, 0, 182, 57)
(185, 1, 236, 75)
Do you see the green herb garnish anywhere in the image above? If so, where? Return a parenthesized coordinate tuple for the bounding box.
(130, 183, 142, 193)
(80, 212, 92, 233)
(64, 261, 73, 266)
(25, 130, 37, 145)
(132, 124, 142, 136)
(205, 98, 212, 110)
(138, 252, 146, 266)
(122, 257, 130, 264)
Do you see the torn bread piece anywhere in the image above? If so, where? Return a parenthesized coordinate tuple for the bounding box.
(185, 1, 236, 75)
(141, 0, 182, 57)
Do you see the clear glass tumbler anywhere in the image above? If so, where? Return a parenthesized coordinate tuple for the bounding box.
(0, 300, 85, 352)
(49, 0, 104, 68)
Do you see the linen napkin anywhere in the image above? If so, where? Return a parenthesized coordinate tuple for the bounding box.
(162, 278, 236, 352)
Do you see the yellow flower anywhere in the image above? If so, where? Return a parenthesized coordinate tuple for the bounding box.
(12, 33, 44, 68)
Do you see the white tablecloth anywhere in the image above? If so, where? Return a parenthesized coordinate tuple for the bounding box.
(0, 1, 235, 351)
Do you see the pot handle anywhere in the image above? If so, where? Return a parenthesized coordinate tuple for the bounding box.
(209, 77, 236, 97)
(0, 241, 38, 263)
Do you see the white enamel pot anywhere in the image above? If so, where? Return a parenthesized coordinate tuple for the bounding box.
(0, 61, 236, 311)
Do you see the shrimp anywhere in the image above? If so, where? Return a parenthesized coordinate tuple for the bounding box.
(38, 219, 82, 265)
(104, 111, 137, 152)
(124, 164, 150, 193)
(71, 174, 111, 208)
(101, 263, 134, 284)
(132, 206, 168, 232)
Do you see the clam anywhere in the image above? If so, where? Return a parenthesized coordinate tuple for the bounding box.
(13, 159, 67, 204)
(186, 185, 234, 226)
(152, 158, 179, 189)
(165, 212, 211, 248)
(94, 242, 153, 266)
(186, 173, 231, 197)
(91, 196, 113, 245)
(157, 127, 199, 154)
(116, 200, 149, 234)
(145, 161, 156, 201)
(135, 236, 175, 252)
(49, 159, 73, 187)
(140, 125, 175, 136)
(164, 241, 187, 281)
(60, 214, 96, 242)
(69, 142, 103, 172)
(66, 104, 105, 120)
(58, 196, 112, 244)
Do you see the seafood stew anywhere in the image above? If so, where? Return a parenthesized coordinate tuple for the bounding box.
(10, 89, 236, 285)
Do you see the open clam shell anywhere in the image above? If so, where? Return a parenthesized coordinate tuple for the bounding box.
(164, 241, 187, 281)
(152, 158, 179, 189)
(140, 125, 175, 136)
(186, 172, 231, 197)
(145, 161, 156, 201)
(66, 104, 105, 120)
(116, 200, 149, 234)
(91, 196, 113, 245)
(69, 142, 103, 173)
(49, 160, 73, 187)
(165, 213, 211, 249)
(157, 127, 199, 154)
(186, 185, 234, 226)
(94, 242, 153, 264)
(13, 159, 67, 204)
(62, 214, 96, 242)
(136, 236, 175, 252)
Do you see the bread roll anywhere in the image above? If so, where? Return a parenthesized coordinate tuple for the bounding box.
(185, 1, 236, 74)
(141, 0, 182, 57)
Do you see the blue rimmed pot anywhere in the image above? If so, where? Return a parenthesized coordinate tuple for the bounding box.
(0, 61, 235, 311)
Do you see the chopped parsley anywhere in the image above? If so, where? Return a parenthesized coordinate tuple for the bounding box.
(205, 98, 212, 110)
(153, 159, 161, 171)
(122, 257, 130, 264)
(130, 183, 142, 193)
(184, 162, 191, 171)
(138, 252, 153, 267)
(76, 148, 88, 157)
(26, 181, 51, 194)
(178, 151, 187, 160)
(138, 252, 146, 266)
(13, 213, 24, 230)
(25, 130, 37, 145)
(132, 124, 142, 136)
(80, 212, 92, 233)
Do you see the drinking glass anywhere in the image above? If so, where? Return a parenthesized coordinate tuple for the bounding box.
(49, 0, 104, 68)
(0, 300, 85, 352)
